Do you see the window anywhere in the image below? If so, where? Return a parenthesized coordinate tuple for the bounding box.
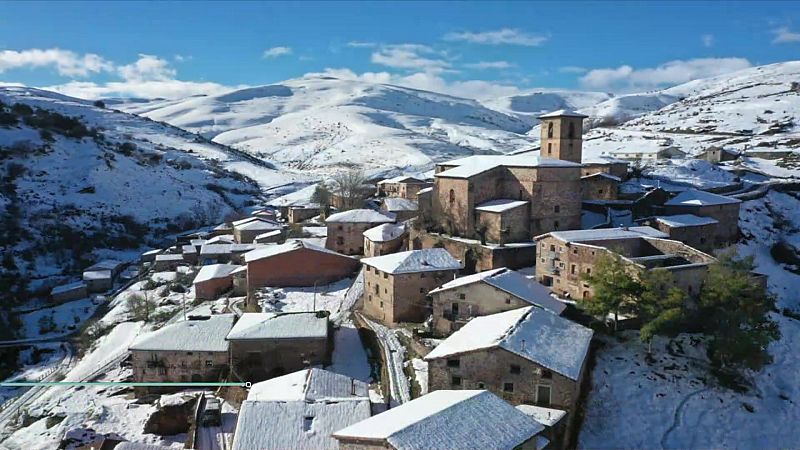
(568, 122, 575, 139)
(374, 285, 379, 294)
(571, 264, 576, 275)
(419, 288, 425, 293)
(383, 272, 388, 279)
(503, 382, 514, 392)
(510, 364, 521, 374)
(549, 245, 555, 252)
(586, 268, 591, 274)
(338, 225, 343, 231)
(547, 143, 552, 154)
(536, 385, 552, 406)
(573, 248, 578, 254)
(303, 416, 314, 432)
(205, 360, 213, 367)
(541, 369, 553, 379)
(368, 295, 372, 302)
(451, 303, 459, 314)
(336, 237, 344, 245)
(420, 272, 426, 278)
(547, 122, 554, 139)
(554, 221, 560, 230)
(458, 293, 466, 300)
(554, 205, 560, 213)
(505, 298, 511, 304)
(449, 189, 456, 204)
(380, 301, 384, 308)
(598, 189, 604, 194)
(447, 358, 460, 368)
(365, 266, 370, 272)
(477, 382, 485, 389)
(451, 376, 462, 387)
(187, 352, 193, 355)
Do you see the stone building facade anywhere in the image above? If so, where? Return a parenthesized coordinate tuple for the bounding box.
(580, 172, 620, 201)
(377, 175, 432, 199)
(538, 110, 587, 164)
(662, 189, 741, 247)
(648, 214, 720, 253)
(363, 223, 407, 257)
(325, 209, 396, 255)
(361, 248, 462, 325)
(534, 227, 716, 300)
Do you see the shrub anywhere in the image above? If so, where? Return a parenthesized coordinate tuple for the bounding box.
(93, 100, 106, 109)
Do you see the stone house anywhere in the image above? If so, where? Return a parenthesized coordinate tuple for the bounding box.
(244, 240, 359, 302)
(140, 248, 163, 264)
(83, 269, 114, 293)
(226, 311, 330, 381)
(695, 146, 740, 163)
(333, 390, 548, 450)
(51, 281, 88, 303)
(534, 226, 716, 300)
(325, 209, 396, 255)
(129, 314, 235, 395)
(474, 199, 530, 244)
(581, 155, 629, 179)
(232, 217, 284, 244)
(193, 263, 241, 300)
(424, 307, 593, 442)
(609, 146, 687, 161)
(648, 214, 719, 253)
(516, 404, 568, 450)
(287, 205, 319, 224)
(580, 172, 620, 201)
(233, 368, 372, 450)
(376, 175, 432, 199)
(199, 243, 259, 265)
(253, 230, 284, 244)
(363, 222, 407, 257)
(409, 229, 538, 273)
(662, 189, 741, 246)
(428, 267, 566, 336)
(152, 253, 187, 271)
(380, 197, 419, 222)
(361, 248, 462, 325)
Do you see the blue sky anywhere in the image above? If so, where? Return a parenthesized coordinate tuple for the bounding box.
(1, 1, 798, 99)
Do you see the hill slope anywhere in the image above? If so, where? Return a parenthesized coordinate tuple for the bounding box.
(119, 77, 536, 176)
(0, 87, 268, 300)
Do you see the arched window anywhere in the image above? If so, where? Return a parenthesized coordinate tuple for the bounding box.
(568, 122, 575, 139)
(547, 122, 554, 139)
(449, 189, 455, 204)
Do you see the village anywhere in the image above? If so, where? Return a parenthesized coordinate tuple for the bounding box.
(1, 108, 774, 450)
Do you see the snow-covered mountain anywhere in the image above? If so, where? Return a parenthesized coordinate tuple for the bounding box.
(118, 77, 536, 177)
(0, 87, 273, 296)
(480, 89, 612, 122)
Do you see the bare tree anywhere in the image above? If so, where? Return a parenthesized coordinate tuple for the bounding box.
(330, 169, 369, 211)
(127, 291, 156, 321)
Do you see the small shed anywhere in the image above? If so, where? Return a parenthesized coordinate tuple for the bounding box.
(193, 263, 241, 300)
(51, 281, 88, 303)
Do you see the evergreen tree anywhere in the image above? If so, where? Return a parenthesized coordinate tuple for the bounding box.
(580, 252, 643, 330)
(699, 251, 779, 371)
(311, 183, 332, 217)
(638, 268, 686, 349)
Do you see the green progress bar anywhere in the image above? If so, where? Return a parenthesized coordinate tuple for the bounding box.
(1, 382, 249, 387)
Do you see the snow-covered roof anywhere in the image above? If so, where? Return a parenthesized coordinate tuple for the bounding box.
(475, 199, 529, 213)
(436, 155, 580, 179)
(325, 209, 396, 223)
(235, 219, 282, 231)
(83, 270, 112, 280)
(116, 443, 176, 450)
(247, 368, 370, 402)
(226, 312, 328, 341)
(609, 146, 687, 156)
(424, 307, 593, 380)
(382, 197, 418, 211)
(655, 214, 718, 228)
(363, 222, 407, 243)
(181, 245, 197, 254)
(429, 268, 565, 315)
(206, 234, 235, 244)
(515, 404, 567, 428)
(361, 248, 462, 275)
(544, 226, 668, 243)
(245, 239, 350, 263)
(86, 260, 123, 272)
(255, 230, 283, 239)
(582, 155, 629, 165)
(232, 398, 371, 450)
(141, 248, 162, 257)
(378, 175, 425, 184)
(51, 281, 87, 295)
(538, 109, 588, 119)
(129, 314, 235, 352)
(200, 244, 233, 255)
(231, 216, 267, 227)
(417, 186, 433, 195)
(154, 253, 185, 261)
(333, 390, 545, 449)
(664, 189, 741, 206)
(581, 172, 622, 182)
(193, 263, 241, 284)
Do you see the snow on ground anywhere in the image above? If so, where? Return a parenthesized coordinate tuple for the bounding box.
(410, 358, 429, 395)
(579, 190, 800, 449)
(258, 277, 352, 321)
(642, 159, 739, 190)
(328, 320, 372, 383)
(360, 316, 411, 405)
(17, 298, 97, 340)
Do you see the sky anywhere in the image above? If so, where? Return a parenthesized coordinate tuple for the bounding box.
(0, 1, 799, 100)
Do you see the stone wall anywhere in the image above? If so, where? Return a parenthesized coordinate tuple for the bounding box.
(540, 116, 584, 163)
(581, 176, 619, 201)
(430, 281, 532, 336)
(229, 336, 329, 382)
(362, 266, 458, 325)
(327, 222, 390, 255)
(662, 202, 740, 247)
(131, 349, 228, 396)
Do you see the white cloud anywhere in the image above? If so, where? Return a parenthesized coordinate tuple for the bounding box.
(118, 54, 176, 81)
(263, 46, 293, 58)
(306, 67, 520, 100)
(346, 41, 378, 48)
(45, 79, 236, 100)
(558, 66, 587, 74)
(772, 27, 800, 44)
(464, 61, 514, 70)
(702, 34, 715, 47)
(0, 48, 113, 77)
(370, 44, 452, 73)
(444, 28, 548, 46)
(579, 57, 752, 92)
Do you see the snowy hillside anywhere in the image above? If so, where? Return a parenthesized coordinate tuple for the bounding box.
(118, 77, 536, 176)
(0, 87, 268, 298)
(480, 89, 612, 123)
(582, 62, 800, 160)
